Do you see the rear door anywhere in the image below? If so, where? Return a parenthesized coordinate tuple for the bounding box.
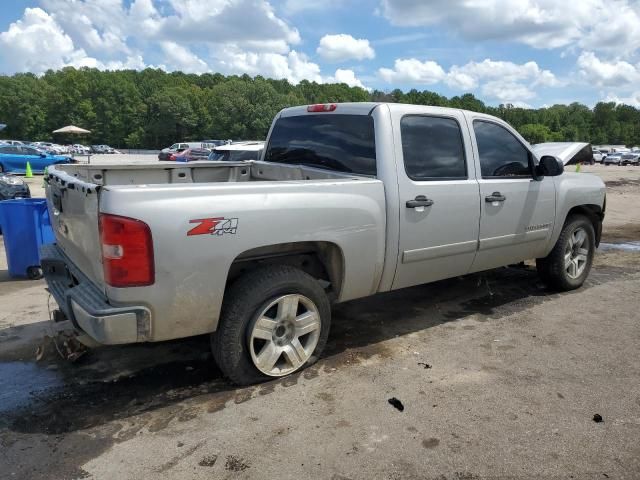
(0, 146, 23, 173)
(468, 117, 556, 272)
(391, 108, 481, 290)
(19, 146, 47, 172)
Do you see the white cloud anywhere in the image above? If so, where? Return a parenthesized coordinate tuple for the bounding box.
(163, 0, 300, 51)
(380, 0, 640, 56)
(282, 0, 344, 14)
(327, 69, 370, 90)
(577, 51, 640, 87)
(0, 8, 94, 73)
(317, 34, 375, 62)
(447, 59, 560, 89)
(378, 57, 560, 104)
(378, 58, 446, 84)
(160, 41, 209, 73)
(604, 92, 640, 107)
(482, 81, 535, 103)
(215, 47, 322, 84)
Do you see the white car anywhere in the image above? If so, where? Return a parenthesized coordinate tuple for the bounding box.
(603, 153, 623, 165)
(72, 144, 91, 154)
(592, 150, 603, 163)
(208, 141, 265, 162)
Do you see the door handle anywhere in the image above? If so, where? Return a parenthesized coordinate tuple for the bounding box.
(406, 195, 434, 208)
(485, 192, 506, 203)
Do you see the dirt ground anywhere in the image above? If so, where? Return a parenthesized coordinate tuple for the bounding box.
(0, 164, 639, 480)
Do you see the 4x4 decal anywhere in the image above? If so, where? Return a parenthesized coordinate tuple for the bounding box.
(187, 217, 238, 236)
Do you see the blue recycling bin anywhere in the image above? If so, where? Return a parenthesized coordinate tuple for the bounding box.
(0, 199, 55, 279)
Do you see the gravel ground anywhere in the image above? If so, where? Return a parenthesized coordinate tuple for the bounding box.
(0, 163, 639, 480)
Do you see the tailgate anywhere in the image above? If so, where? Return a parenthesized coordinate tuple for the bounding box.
(46, 167, 105, 289)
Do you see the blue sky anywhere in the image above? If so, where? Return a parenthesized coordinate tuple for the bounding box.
(1, 0, 639, 108)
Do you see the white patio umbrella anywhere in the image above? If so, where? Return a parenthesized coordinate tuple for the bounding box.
(52, 125, 91, 134)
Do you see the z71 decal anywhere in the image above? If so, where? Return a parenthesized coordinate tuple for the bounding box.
(187, 217, 238, 236)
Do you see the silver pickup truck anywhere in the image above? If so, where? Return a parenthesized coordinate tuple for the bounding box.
(42, 103, 606, 384)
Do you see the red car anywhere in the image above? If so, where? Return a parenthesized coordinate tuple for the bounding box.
(169, 148, 210, 162)
(168, 148, 211, 162)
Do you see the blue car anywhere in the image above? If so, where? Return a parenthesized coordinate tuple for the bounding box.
(0, 144, 72, 174)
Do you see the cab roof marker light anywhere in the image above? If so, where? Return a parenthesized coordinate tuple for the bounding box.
(307, 104, 337, 112)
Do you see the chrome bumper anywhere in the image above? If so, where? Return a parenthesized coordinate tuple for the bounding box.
(40, 244, 151, 344)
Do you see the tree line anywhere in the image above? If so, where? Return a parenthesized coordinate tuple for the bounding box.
(1, 67, 639, 148)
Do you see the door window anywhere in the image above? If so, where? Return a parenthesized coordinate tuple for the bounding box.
(19, 146, 39, 155)
(0, 146, 20, 154)
(474, 120, 531, 178)
(400, 115, 467, 181)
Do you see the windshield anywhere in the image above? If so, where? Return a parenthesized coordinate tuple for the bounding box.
(264, 114, 376, 175)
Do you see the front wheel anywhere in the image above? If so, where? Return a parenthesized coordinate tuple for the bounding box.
(212, 265, 331, 385)
(536, 215, 595, 291)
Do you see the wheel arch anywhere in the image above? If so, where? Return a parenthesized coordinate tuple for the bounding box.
(226, 241, 345, 302)
(565, 203, 604, 246)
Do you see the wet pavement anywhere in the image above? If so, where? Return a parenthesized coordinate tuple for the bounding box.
(1, 258, 639, 479)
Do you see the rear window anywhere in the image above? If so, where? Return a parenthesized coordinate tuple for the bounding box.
(264, 114, 376, 176)
(209, 150, 262, 162)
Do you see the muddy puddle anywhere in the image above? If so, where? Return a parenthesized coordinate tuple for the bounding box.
(599, 241, 640, 252)
(0, 361, 63, 412)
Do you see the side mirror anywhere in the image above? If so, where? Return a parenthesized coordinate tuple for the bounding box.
(535, 155, 564, 178)
(40, 153, 47, 157)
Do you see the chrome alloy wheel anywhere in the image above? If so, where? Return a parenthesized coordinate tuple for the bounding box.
(565, 227, 589, 279)
(248, 294, 321, 377)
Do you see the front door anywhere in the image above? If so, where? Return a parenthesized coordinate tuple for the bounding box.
(392, 110, 481, 290)
(468, 118, 556, 273)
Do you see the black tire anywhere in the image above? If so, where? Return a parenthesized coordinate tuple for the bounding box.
(27, 266, 43, 280)
(536, 215, 595, 291)
(211, 265, 331, 385)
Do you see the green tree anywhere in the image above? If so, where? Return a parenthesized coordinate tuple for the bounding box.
(518, 124, 552, 143)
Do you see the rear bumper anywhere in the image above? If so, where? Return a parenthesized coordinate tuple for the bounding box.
(41, 244, 151, 345)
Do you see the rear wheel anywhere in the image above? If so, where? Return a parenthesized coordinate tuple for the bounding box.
(212, 265, 331, 385)
(536, 215, 595, 291)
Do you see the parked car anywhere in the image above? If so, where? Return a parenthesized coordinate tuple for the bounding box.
(603, 152, 623, 165)
(31, 142, 56, 154)
(72, 144, 91, 154)
(532, 142, 595, 165)
(620, 152, 640, 165)
(201, 139, 232, 148)
(0, 172, 30, 200)
(43, 102, 605, 385)
(1, 140, 28, 146)
(169, 148, 212, 162)
(158, 142, 207, 161)
(592, 149, 603, 163)
(91, 145, 115, 154)
(0, 144, 73, 173)
(208, 141, 265, 162)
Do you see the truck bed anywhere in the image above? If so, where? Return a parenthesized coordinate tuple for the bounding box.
(50, 160, 360, 188)
(45, 160, 386, 341)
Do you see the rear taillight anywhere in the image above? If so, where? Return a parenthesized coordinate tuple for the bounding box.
(99, 213, 154, 287)
(307, 103, 337, 112)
